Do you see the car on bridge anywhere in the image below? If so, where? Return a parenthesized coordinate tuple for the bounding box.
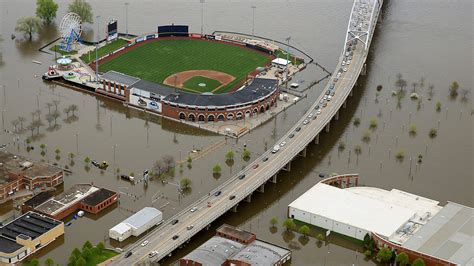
(252, 164, 259, 169)
(289, 133, 295, 139)
(263, 157, 269, 162)
(172, 235, 179, 240)
(141, 240, 149, 247)
(148, 251, 158, 258)
(171, 219, 179, 225)
(124, 251, 132, 258)
(238, 174, 246, 180)
(214, 191, 222, 197)
(190, 207, 197, 212)
(229, 195, 236, 200)
(303, 119, 310, 125)
(187, 225, 194, 230)
(280, 141, 287, 147)
(295, 127, 301, 132)
(272, 145, 280, 153)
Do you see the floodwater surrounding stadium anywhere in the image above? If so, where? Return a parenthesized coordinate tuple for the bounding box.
(0, 0, 472, 265)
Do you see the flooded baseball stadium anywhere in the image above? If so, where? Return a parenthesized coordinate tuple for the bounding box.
(0, 0, 471, 265)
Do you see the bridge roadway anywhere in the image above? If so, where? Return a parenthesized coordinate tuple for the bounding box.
(117, 0, 383, 264)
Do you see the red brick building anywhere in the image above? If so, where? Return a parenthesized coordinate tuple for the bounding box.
(0, 151, 63, 202)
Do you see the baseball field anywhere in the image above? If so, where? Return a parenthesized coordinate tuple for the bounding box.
(98, 39, 271, 94)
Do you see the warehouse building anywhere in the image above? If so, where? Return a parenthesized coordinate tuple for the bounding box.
(109, 207, 163, 242)
(179, 224, 291, 266)
(288, 182, 441, 242)
(0, 212, 64, 264)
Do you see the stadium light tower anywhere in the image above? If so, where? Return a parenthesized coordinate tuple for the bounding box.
(125, 2, 129, 35)
(251, 5, 256, 37)
(96, 15, 101, 82)
(200, 0, 205, 35)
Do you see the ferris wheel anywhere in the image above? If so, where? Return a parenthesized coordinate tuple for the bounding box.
(59, 12, 82, 52)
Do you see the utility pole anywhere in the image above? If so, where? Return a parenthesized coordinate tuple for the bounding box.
(251, 6, 256, 37)
(200, 0, 205, 35)
(285, 36, 291, 90)
(125, 3, 129, 35)
(95, 15, 101, 83)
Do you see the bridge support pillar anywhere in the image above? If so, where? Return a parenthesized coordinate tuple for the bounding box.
(335, 110, 339, 120)
(245, 193, 252, 203)
(258, 183, 265, 193)
(282, 161, 291, 172)
(232, 204, 238, 213)
(270, 174, 278, 184)
(314, 134, 320, 145)
(326, 122, 330, 132)
(362, 64, 367, 76)
(206, 224, 211, 230)
(298, 147, 307, 157)
(343, 100, 347, 109)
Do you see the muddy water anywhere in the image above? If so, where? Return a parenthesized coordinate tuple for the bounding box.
(0, 0, 472, 265)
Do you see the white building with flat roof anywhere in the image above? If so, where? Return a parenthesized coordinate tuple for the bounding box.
(109, 207, 163, 242)
(288, 183, 441, 242)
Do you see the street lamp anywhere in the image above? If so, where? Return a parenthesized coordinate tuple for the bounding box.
(251, 6, 256, 37)
(200, 0, 205, 35)
(113, 144, 118, 165)
(95, 15, 101, 83)
(124, 2, 129, 35)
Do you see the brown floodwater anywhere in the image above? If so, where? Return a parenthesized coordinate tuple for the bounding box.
(0, 0, 472, 265)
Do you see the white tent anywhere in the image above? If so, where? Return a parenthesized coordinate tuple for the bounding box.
(272, 58, 290, 67)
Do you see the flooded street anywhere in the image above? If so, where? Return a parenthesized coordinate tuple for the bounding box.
(0, 0, 472, 265)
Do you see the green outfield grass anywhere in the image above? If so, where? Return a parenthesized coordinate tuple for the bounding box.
(81, 39, 129, 63)
(183, 76, 222, 93)
(99, 39, 270, 94)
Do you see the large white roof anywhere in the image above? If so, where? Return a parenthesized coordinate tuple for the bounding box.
(272, 58, 290, 66)
(289, 183, 417, 238)
(122, 207, 161, 230)
(109, 222, 131, 234)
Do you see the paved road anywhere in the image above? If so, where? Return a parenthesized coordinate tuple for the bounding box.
(116, 0, 382, 264)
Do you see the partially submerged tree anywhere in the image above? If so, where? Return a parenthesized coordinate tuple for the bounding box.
(68, 0, 93, 23)
(36, 0, 58, 25)
(15, 17, 41, 40)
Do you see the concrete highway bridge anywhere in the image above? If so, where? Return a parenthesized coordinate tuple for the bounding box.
(116, 0, 383, 264)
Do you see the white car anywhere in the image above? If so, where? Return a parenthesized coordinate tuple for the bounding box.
(316, 109, 322, 115)
(343, 68, 348, 72)
(323, 95, 328, 100)
(141, 240, 149, 247)
(187, 225, 194, 230)
(342, 61, 345, 66)
(303, 120, 309, 125)
(190, 207, 197, 213)
(328, 95, 332, 101)
(280, 141, 287, 147)
(347, 60, 351, 65)
(308, 114, 313, 119)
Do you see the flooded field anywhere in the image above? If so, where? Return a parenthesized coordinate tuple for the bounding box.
(0, 0, 471, 265)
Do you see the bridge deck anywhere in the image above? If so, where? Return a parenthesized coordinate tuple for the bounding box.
(116, 0, 383, 264)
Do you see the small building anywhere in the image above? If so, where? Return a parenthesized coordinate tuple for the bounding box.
(179, 224, 291, 266)
(0, 212, 64, 264)
(109, 207, 163, 242)
(288, 182, 441, 242)
(271, 58, 290, 68)
(23, 184, 118, 220)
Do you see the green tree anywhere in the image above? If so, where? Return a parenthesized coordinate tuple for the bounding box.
(354, 144, 362, 155)
(435, 101, 442, 112)
(409, 123, 417, 136)
(298, 225, 310, 237)
(74, 257, 86, 266)
(84, 156, 91, 164)
(36, 0, 58, 25)
(55, 148, 61, 154)
(68, 0, 93, 23)
(316, 233, 324, 242)
(28, 259, 40, 266)
(270, 217, 278, 227)
(362, 130, 371, 142)
(187, 155, 192, 163)
(68, 254, 77, 265)
(83, 240, 93, 250)
(180, 178, 192, 189)
(449, 81, 459, 97)
(395, 150, 405, 161)
(338, 141, 346, 151)
(72, 247, 81, 259)
(81, 247, 92, 260)
(15, 17, 41, 40)
(213, 164, 221, 174)
(44, 257, 55, 266)
(429, 128, 437, 138)
(395, 252, 409, 266)
(96, 241, 105, 253)
(369, 117, 378, 129)
(282, 218, 296, 231)
(376, 247, 392, 263)
(242, 148, 251, 161)
(412, 258, 426, 266)
(225, 149, 234, 161)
